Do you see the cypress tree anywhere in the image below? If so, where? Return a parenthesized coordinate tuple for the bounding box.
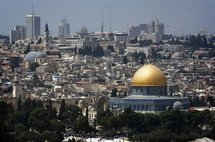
(17, 96, 22, 111)
(59, 99, 66, 120)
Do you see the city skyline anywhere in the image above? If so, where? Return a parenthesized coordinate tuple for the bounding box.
(0, 0, 215, 36)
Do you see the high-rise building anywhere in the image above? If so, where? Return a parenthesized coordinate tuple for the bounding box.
(15, 26, 26, 40)
(128, 20, 164, 43)
(9, 25, 26, 44)
(128, 24, 147, 39)
(146, 20, 164, 36)
(10, 30, 19, 44)
(58, 17, 70, 38)
(26, 14, 41, 40)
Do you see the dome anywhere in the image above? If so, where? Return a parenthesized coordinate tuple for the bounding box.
(24, 51, 47, 62)
(80, 26, 88, 34)
(78, 100, 83, 104)
(132, 64, 166, 86)
(173, 101, 183, 110)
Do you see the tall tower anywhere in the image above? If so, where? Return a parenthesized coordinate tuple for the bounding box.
(26, 4, 40, 40)
(101, 10, 105, 38)
(12, 73, 23, 98)
(109, 6, 112, 33)
(58, 17, 70, 38)
(101, 10, 104, 34)
(26, 14, 41, 40)
(9, 26, 26, 44)
(26, 2, 40, 40)
(43, 23, 49, 48)
(15, 26, 27, 40)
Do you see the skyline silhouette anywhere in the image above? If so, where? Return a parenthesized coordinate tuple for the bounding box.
(0, 0, 215, 36)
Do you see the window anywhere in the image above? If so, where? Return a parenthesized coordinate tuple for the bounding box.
(162, 105, 166, 110)
(150, 105, 153, 111)
(141, 105, 145, 110)
(129, 105, 132, 109)
(146, 105, 148, 110)
(137, 105, 140, 111)
(133, 105, 136, 110)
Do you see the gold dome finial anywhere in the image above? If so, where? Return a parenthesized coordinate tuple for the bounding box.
(132, 64, 166, 86)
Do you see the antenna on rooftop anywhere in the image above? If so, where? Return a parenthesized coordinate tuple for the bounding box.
(125, 22, 128, 31)
(155, 10, 159, 21)
(101, 9, 104, 34)
(31, 1, 35, 14)
(109, 5, 112, 32)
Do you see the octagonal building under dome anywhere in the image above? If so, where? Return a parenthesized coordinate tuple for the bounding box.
(109, 64, 190, 114)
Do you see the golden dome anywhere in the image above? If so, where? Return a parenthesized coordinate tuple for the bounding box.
(132, 64, 166, 86)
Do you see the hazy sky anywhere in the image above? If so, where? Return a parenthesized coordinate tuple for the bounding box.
(0, 0, 215, 36)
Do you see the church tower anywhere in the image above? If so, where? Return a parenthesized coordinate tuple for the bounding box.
(43, 23, 49, 49)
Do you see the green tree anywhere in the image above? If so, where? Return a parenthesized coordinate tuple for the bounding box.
(93, 45, 104, 57)
(144, 130, 172, 142)
(50, 119, 65, 133)
(86, 106, 89, 121)
(0, 102, 15, 142)
(97, 109, 113, 129)
(207, 96, 215, 107)
(42, 131, 64, 142)
(46, 99, 53, 119)
(123, 56, 128, 64)
(144, 113, 160, 133)
(72, 118, 78, 131)
(17, 96, 22, 111)
(160, 110, 186, 133)
(139, 40, 152, 47)
(118, 108, 144, 133)
(130, 37, 138, 43)
(107, 45, 115, 52)
(0, 101, 13, 121)
(111, 88, 117, 97)
(51, 108, 57, 119)
(133, 51, 138, 60)
(123, 91, 127, 97)
(77, 116, 91, 132)
(22, 98, 32, 112)
(28, 107, 49, 132)
(58, 99, 66, 120)
(0, 121, 13, 142)
(65, 105, 82, 122)
(71, 137, 76, 142)
(14, 123, 26, 135)
(106, 115, 121, 130)
(29, 62, 39, 71)
(37, 37, 42, 44)
(24, 44, 31, 54)
(140, 56, 144, 64)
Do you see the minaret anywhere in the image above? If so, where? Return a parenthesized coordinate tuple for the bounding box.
(12, 73, 23, 98)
